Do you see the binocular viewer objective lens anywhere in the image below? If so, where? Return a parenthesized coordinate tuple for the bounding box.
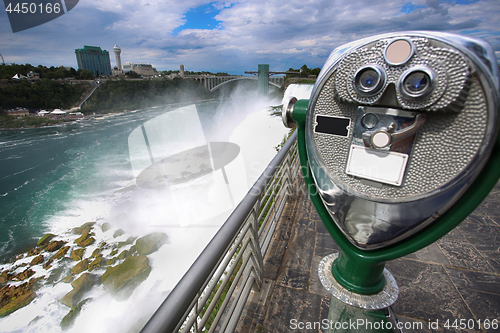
(354, 64, 436, 99)
(399, 66, 436, 99)
(354, 65, 386, 96)
(404, 72, 428, 93)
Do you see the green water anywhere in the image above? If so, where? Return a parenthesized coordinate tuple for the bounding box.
(0, 101, 220, 262)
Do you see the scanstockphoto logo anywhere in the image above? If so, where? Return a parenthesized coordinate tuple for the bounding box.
(3, 0, 79, 33)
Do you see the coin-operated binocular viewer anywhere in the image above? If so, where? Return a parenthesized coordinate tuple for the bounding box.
(283, 31, 500, 331)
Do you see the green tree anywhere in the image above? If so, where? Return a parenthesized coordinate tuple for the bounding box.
(78, 70, 93, 80)
(126, 71, 141, 78)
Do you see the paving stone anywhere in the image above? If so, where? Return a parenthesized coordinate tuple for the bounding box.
(237, 176, 500, 333)
(276, 267, 310, 290)
(296, 217, 316, 232)
(395, 316, 432, 333)
(457, 223, 500, 252)
(319, 297, 330, 333)
(445, 268, 500, 296)
(309, 256, 332, 298)
(474, 199, 500, 219)
(437, 238, 495, 272)
(316, 220, 330, 235)
(404, 242, 451, 266)
(314, 232, 338, 258)
(455, 288, 500, 333)
(441, 227, 466, 240)
(389, 259, 474, 323)
(262, 285, 327, 333)
(310, 210, 321, 221)
(463, 214, 498, 227)
(279, 227, 314, 271)
(262, 217, 294, 280)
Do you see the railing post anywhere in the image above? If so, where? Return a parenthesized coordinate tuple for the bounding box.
(251, 206, 264, 288)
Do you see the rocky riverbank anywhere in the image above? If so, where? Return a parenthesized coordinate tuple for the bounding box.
(0, 222, 167, 330)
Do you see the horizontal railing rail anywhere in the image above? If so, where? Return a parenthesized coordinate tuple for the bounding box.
(140, 130, 299, 333)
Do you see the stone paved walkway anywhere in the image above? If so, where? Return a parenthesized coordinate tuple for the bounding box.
(237, 175, 500, 333)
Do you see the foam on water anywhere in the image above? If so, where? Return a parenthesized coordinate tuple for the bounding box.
(281, 83, 315, 106)
(0, 89, 295, 332)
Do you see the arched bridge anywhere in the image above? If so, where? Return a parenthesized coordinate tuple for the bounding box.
(191, 75, 284, 92)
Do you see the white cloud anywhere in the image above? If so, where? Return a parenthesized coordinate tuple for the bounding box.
(0, 0, 499, 72)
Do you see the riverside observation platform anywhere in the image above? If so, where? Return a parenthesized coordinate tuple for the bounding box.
(235, 173, 500, 333)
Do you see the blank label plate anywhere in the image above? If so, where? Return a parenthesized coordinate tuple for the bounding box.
(346, 146, 408, 186)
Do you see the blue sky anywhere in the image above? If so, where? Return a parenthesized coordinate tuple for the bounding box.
(0, 0, 499, 74)
(172, 2, 224, 36)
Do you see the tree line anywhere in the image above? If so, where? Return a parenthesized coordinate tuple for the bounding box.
(0, 63, 93, 80)
(0, 80, 86, 112)
(286, 64, 321, 78)
(82, 78, 212, 113)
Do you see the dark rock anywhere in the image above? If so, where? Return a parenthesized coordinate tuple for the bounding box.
(74, 233, 89, 245)
(118, 250, 129, 260)
(129, 245, 137, 255)
(71, 273, 97, 290)
(30, 254, 44, 266)
(107, 257, 117, 266)
(101, 222, 111, 232)
(79, 237, 95, 247)
(43, 258, 54, 270)
(46, 240, 66, 252)
(0, 271, 11, 284)
(74, 233, 95, 248)
(113, 229, 125, 238)
(62, 275, 74, 284)
(60, 273, 97, 308)
(60, 298, 92, 330)
(90, 249, 101, 259)
(52, 246, 70, 260)
(101, 256, 151, 300)
(47, 266, 66, 284)
(28, 247, 42, 256)
(37, 234, 56, 247)
(0, 279, 39, 318)
(72, 222, 96, 235)
(71, 259, 90, 275)
(117, 236, 136, 248)
(12, 268, 35, 281)
(135, 232, 168, 255)
(110, 249, 118, 256)
(0, 289, 36, 317)
(70, 248, 85, 261)
(88, 257, 106, 271)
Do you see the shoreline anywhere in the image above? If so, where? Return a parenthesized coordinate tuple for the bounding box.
(0, 98, 221, 130)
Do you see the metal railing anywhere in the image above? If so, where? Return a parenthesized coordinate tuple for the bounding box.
(141, 130, 299, 333)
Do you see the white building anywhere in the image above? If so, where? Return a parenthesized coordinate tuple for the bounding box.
(122, 62, 156, 77)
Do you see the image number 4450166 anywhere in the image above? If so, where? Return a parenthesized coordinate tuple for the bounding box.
(3, 0, 79, 33)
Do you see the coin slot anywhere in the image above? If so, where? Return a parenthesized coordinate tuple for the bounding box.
(315, 115, 351, 137)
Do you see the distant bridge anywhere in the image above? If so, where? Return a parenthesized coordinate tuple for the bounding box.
(189, 75, 284, 92)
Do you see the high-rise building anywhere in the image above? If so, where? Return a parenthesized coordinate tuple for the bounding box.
(75, 45, 111, 76)
(113, 44, 122, 70)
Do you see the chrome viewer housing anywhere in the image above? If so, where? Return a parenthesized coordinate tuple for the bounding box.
(305, 32, 499, 250)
